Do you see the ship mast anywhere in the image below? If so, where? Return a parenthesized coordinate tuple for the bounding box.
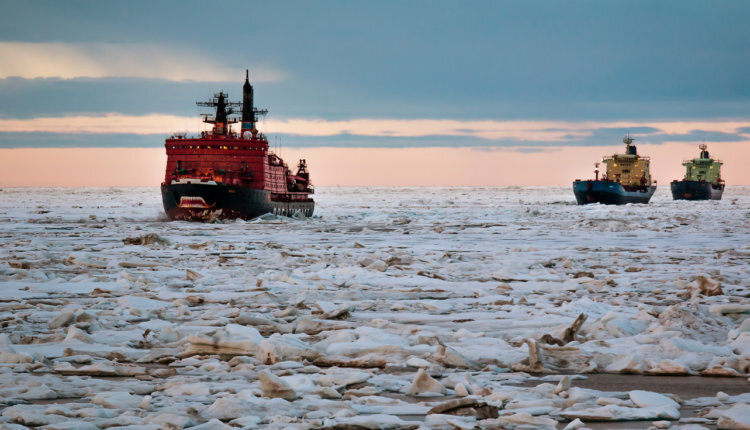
(197, 92, 241, 136)
(624, 134, 633, 148)
(241, 70, 268, 137)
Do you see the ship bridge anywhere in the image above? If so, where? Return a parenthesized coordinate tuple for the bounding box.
(602, 136, 652, 187)
(682, 144, 723, 183)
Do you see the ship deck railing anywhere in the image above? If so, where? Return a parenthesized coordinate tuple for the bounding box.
(169, 132, 267, 142)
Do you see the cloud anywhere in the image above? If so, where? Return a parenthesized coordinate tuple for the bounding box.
(264, 119, 750, 142)
(0, 132, 157, 148)
(471, 146, 564, 154)
(645, 131, 747, 143)
(0, 114, 193, 134)
(2, 77, 750, 121)
(0, 42, 285, 82)
(263, 118, 594, 141)
(1, 115, 750, 149)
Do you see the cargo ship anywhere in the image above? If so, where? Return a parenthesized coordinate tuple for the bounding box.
(160, 71, 314, 221)
(670, 144, 724, 200)
(573, 136, 657, 205)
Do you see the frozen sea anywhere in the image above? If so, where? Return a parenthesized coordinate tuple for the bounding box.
(0, 186, 748, 429)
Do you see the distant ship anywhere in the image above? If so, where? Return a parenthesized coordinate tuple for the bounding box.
(670, 144, 724, 200)
(573, 136, 657, 205)
(160, 71, 314, 221)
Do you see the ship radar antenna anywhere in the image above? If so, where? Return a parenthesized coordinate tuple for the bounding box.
(622, 133, 637, 155)
(699, 142, 709, 159)
(196, 90, 242, 135)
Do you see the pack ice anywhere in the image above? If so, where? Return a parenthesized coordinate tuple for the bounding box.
(0, 186, 748, 429)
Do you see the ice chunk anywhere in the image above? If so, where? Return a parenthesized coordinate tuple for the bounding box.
(203, 397, 255, 420)
(2, 405, 67, 426)
(629, 390, 680, 410)
(606, 354, 644, 373)
(144, 412, 195, 429)
(257, 339, 280, 364)
(562, 418, 585, 429)
(455, 383, 470, 397)
(560, 403, 680, 421)
(435, 342, 480, 369)
(183, 323, 262, 356)
(428, 397, 499, 419)
(480, 413, 559, 429)
(336, 413, 410, 429)
(406, 368, 446, 396)
(191, 419, 233, 430)
(717, 403, 750, 430)
(63, 326, 94, 343)
(425, 414, 477, 429)
(48, 309, 76, 329)
(258, 370, 297, 400)
(554, 375, 571, 394)
(157, 325, 182, 343)
(350, 395, 431, 415)
(648, 359, 692, 375)
(0, 334, 32, 363)
(117, 295, 169, 316)
(163, 382, 211, 398)
(405, 356, 431, 368)
(91, 391, 141, 409)
(366, 260, 387, 272)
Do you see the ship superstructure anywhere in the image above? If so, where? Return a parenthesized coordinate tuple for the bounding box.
(670, 144, 724, 200)
(160, 71, 314, 221)
(573, 136, 657, 205)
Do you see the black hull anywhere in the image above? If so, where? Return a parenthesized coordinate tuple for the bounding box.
(573, 180, 656, 205)
(670, 180, 724, 200)
(161, 183, 314, 221)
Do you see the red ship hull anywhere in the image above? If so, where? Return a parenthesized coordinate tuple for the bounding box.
(161, 136, 314, 221)
(161, 183, 314, 221)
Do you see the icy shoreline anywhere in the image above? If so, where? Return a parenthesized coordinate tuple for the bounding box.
(0, 186, 748, 429)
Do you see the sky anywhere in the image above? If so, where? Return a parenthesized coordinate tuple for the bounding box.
(1, 0, 749, 186)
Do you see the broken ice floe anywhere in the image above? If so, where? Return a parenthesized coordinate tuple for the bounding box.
(1, 186, 749, 428)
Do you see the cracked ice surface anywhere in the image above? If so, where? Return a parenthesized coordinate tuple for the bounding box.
(0, 186, 748, 429)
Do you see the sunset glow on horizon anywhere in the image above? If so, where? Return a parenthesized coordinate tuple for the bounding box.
(2, 141, 748, 188)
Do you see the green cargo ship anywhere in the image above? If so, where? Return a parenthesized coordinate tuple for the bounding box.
(670, 144, 724, 200)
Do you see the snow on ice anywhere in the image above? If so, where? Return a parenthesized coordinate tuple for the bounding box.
(0, 186, 748, 429)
